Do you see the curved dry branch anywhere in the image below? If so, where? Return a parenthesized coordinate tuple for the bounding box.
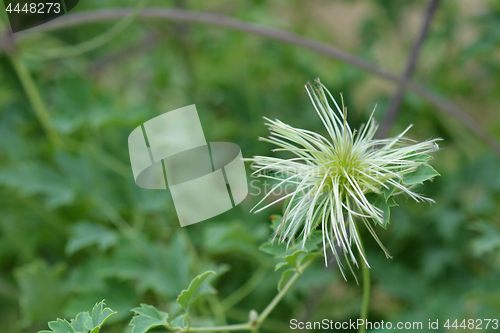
(6, 7, 500, 155)
(378, 0, 441, 138)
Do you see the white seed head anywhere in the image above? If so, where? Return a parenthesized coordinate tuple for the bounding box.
(247, 79, 440, 278)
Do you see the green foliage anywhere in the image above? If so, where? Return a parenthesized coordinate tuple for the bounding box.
(275, 250, 321, 271)
(471, 221, 500, 257)
(0, 162, 75, 208)
(177, 271, 216, 314)
(366, 193, 398, 228)
(364, 151, 437, 228)
(38, 300, 115, 333)
(66, 221, 119, 255)
(402, 164, 440, 185)
(15, 260, 67, 326)
(1, 1, 500, 332)
(129, 304, 169, 333)
(277, 269, 295, 292)
(275, 250, 322, 291)
(259, 227, 323, 259)
(40, 271, 222, 333)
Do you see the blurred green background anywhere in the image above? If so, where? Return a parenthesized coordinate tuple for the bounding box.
(1, 0, 500, 332)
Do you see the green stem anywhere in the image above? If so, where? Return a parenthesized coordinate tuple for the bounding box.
(359, 259, 371, 333)
(226, 308, 290, 333)
(207, 294, 228, 326)
(254, 258, 314, 327)
(177, 257, 316, 333)
(176, 323, 250, 332)
(9, 55, 60, 147)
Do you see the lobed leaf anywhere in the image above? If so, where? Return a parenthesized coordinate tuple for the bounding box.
(89, 301, 116, 333)
(402, 164, 440, 185)
(177, 271, 216, 313)
(277, 268, 295, 291)
(129, 304, 169, 333)
(48, 319, 75, 333)
(381, 182, 397, 202)
(38, 300, 115, 333)
(66, 221, 119, 255)
(260, 231, 323, 259)
(0, 162, 75, 208)
(275, 250, 322, 272)
(471, 221, 500, 257)
(283, 250, 305, 268)
(366, 193, 398, 228)
(71, 312, 92, 332)
(16, 260, 67, 327)
(405, 153, 432, 162)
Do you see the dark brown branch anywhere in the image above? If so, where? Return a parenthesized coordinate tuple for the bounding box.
(378, 0, 441, 138)
(4, 7, 500, 155)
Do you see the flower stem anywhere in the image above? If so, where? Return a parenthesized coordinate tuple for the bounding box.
(9, 55, 60, 147)
(255, 259, 312, 327)
(359, 260, 371, 333)
(176, 257, 316, 333)
(176, 323, 250, 332)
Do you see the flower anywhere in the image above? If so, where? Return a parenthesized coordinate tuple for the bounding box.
(247, 79, 440, 278)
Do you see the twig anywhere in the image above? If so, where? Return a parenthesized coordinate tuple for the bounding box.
(23, 0, 150, 59)
(9, 55, 61, 147)
(378, 0, 441, 138)
(3, 7, 500, 155)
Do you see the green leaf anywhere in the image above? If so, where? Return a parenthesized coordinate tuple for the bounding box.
(16, 260, 67, 326)
(300, 252, 323, 266)
(89, 300, 116, 333)
(71, 312, 92, 332)
(471, 221, 500, 257)
(169, 314, 186, 330)
(381, 182, 397, 202)
(402, 164, 440, 185)
(275, 250, 303, 271)
(204, 220, 264, 258)
(405, 153, 432, 162)
(66, 221, 119, 255)
(129, 304, 169, 333)
(38, 301, 115, 333)
(0, 162, 75, 208)
(260, 231, 323, 259)
(47, 319, 75, 333)
(97, 234, 191, 298)
(366, 193, 398, 228)
(274, 260, 289, 271)
(278, 268, 296, 291)
(259, 242, 290, 258)
(283, 250, 305, 268)
(177, 271, 216, 313)
(275, 249, 322, 271)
